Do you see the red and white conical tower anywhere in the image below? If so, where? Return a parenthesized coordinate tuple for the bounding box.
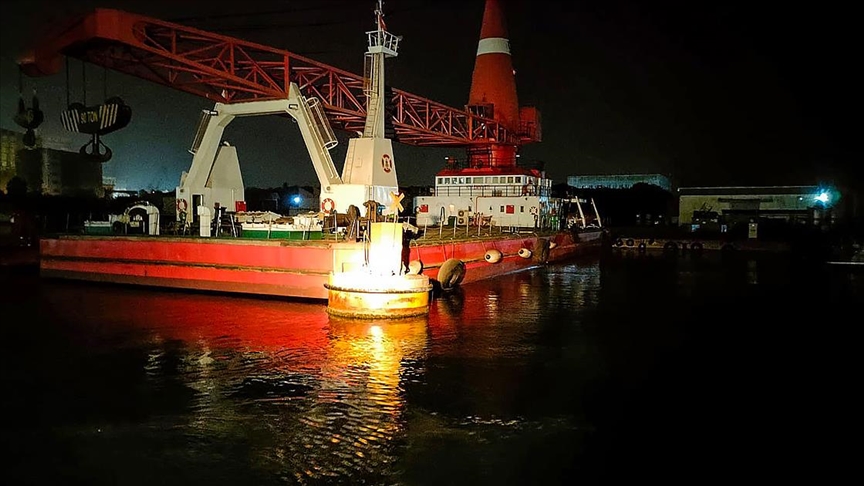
(467, 0, 520, 169)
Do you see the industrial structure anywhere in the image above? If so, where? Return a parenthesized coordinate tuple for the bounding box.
(677, 185, 835, 227)
(0, 128, 105, 197)
(568, 174, 672, 192)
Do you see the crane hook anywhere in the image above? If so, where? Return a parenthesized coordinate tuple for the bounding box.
(79, 135, 113, 162)
(14, 92, 44, 148)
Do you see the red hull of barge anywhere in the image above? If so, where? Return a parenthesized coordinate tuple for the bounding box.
(409, 231, 603, 283)
(39, 230, 603, 299)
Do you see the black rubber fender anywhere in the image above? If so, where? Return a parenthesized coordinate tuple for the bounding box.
(438, 258, 466, 290)
(533, 238, 551, 263)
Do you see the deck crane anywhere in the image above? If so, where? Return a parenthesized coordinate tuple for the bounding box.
(18, 4, 399, 223)
(178, 1, 402, 224)
(176, 84, 343, 223)
(17, 1, 539, 224)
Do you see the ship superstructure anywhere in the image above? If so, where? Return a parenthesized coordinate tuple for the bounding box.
(415, 160, 555, 229)
(414, 0, 559, 230)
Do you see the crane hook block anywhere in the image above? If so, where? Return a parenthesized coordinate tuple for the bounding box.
(79, 137, 113, 163)
(61, 96, 132, 136)
(14, 95, 45, 130)
(14, 95, 44, 148)
(13, 95, 45, 147)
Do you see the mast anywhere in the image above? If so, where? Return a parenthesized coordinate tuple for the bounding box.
(363, 0, 400, 138)
(331, 0, 402, 215)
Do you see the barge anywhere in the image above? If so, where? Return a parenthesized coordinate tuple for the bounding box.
(26, 0, 604, 301)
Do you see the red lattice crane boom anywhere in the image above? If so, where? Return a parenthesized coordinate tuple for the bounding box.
(19, 8, 535, 148)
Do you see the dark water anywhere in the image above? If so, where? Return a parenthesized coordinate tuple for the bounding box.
(1, 251, 860, 485)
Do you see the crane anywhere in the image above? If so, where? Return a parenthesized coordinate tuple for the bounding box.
(18, 7, 524, 147)
(17, 1, 541, 222)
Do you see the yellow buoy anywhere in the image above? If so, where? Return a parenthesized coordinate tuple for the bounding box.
(325, 272, 433, 319)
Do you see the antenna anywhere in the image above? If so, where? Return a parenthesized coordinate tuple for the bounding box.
(375, 0, 385, 33)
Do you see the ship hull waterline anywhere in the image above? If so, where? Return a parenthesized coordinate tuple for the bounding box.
(38, 230, 604, 300)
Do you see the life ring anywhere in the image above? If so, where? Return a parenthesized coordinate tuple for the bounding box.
(615, 238, 624, 247)
(626, 238, 635, 247)
(176, 198, 188, 213)
(321, 198, 335, 213)
(529, 206, 538, 215)
(438, 258, 466, 290)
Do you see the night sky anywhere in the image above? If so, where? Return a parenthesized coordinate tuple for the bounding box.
(1, 0, 859, 191)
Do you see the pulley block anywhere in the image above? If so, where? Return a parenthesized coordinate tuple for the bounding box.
(79, 135, 113, 162)
(61, 96, 132, 135)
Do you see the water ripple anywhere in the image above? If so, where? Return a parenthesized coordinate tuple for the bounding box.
(7, 253, 855, 484)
